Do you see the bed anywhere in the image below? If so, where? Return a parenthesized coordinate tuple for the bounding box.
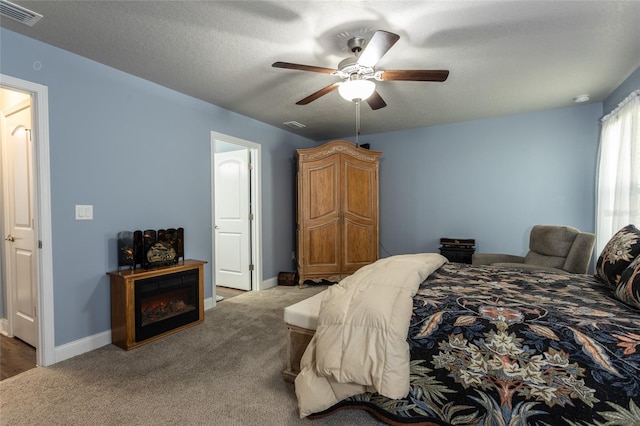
(296, 226, 640, 425)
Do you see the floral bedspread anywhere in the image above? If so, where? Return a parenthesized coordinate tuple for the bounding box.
(319, 263, 640, 425)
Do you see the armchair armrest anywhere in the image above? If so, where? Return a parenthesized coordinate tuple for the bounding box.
(563, 232, 596, 274)
(472, 253, 525, 265)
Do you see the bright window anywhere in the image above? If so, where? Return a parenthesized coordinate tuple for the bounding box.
(596, 90, 640, 253)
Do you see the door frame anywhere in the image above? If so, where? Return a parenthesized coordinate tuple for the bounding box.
(0, 74, 55, 367)
(210, 131, 262, 296)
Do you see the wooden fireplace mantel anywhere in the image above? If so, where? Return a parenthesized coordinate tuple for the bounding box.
(107, 259, 206, 350)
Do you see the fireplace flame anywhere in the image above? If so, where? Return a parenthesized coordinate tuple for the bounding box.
(141, 298, 193, 326)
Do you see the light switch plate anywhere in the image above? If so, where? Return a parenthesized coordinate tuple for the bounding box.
(75, 204, 93, 220)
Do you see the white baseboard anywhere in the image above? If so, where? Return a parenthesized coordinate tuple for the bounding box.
(0, 318, 8, 336)
(54, 330, 111, 363)
(204, 296, 214, 311)
(261, 276, 277, 290)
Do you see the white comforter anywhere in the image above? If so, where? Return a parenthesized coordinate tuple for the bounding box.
(295, 253, 448, 417)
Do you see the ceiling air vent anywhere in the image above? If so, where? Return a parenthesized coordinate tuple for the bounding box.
(0, 0, 42, 26)
(283, 121, 306, 129)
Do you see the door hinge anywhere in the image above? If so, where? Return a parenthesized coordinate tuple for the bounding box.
(38, 240, 43, 249)
(248, 163, 253, 170)
(249, 213, 254, 221)
(249, 264, 254, 271)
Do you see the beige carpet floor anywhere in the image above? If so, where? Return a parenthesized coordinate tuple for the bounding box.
(0, 285, 378, 425)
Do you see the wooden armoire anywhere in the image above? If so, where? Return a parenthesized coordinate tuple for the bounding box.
(295, 140, 381, 285)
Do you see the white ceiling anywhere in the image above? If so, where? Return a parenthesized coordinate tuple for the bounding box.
(2, 1, 640, 141)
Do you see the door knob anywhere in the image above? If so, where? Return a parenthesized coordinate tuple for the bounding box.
(5, 234, 15, 242)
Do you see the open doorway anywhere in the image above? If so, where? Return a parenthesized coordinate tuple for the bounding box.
(210, 132, 262, 303)
(0, 75, 54, 367)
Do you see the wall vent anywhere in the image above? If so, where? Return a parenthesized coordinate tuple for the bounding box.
(283, 121, 306, 129)
(0, 0, 42, 26)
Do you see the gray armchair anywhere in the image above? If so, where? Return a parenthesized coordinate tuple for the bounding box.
(472, 225, 596, 274)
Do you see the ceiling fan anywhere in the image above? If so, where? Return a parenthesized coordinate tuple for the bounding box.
(272, 30, 449, 110)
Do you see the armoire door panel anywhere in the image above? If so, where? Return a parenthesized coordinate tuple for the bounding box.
(342, 220, 376, 269)
(306, 162, 338, 221)
(305, 221, 339, 270)
(343, 160, 376, 220)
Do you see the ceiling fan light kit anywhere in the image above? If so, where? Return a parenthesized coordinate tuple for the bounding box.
(272, 30, 449, 110)
(338, 78, 376, 101)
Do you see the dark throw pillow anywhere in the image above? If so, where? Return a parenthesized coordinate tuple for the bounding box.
(615, 255, 640, 310)
(595, 224, 640, 289)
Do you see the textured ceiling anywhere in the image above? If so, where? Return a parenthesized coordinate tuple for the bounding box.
(2, 1, 640, 141)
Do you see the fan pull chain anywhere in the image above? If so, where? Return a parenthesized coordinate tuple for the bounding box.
(355, 99, 361, 145)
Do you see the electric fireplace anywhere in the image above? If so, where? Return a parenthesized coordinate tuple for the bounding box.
(135, 268, 199, 342)
(108, 259, 206, 350)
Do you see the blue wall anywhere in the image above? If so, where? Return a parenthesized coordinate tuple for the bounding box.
(343, 104, 602, 257)
(1, 26, 639, 350)
(1, 29, 315, 345)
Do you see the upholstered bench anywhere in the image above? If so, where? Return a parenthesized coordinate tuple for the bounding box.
(282, 290, 326, 382)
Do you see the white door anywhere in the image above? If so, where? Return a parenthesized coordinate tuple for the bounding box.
(2, 100, 38, 347)
(214, 149, 252, 291)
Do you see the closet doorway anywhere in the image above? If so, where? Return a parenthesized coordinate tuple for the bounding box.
(0, 75, 54, 367)
(210, 132, 262, 299)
